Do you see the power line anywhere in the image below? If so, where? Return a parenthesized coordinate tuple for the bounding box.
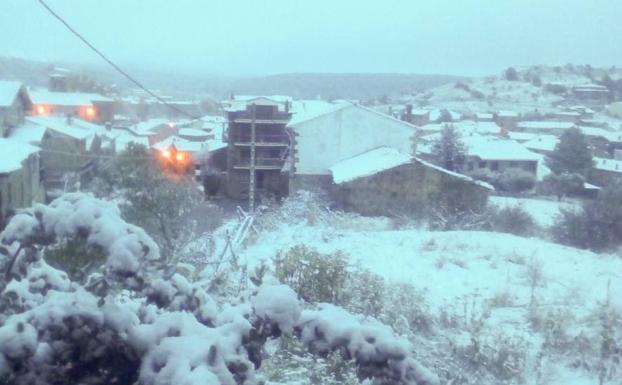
(36, 0, 200, 120)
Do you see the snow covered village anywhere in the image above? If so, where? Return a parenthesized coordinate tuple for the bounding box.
(1, 1, 622, 385)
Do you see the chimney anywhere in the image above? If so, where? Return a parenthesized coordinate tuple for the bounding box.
(406, 104, 413, 122)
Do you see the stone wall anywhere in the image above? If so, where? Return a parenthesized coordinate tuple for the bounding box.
(0, 154, 44, 228)
(330, 160, 489, 217)
(40, 132, 89, 178)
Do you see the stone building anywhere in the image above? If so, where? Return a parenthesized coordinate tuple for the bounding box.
(224, 96, 292, 204)
(0, 80, 32, 137)
(0, 138, 44, 228)
(287, 102, 417, 193)
(328, 147, 491, 217)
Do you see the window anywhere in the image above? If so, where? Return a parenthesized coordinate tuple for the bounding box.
(491, 161, 499, 171)
(479, 161, 486, 168)
(256, 171, 265, 189)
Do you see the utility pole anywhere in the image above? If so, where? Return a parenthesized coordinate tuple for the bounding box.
(249, 103, 256, 212)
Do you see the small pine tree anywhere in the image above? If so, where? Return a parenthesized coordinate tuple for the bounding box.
(430, 125, 466, 171)
(546, 128, 593, 177)
(504, 67, 519, 81)
(539, 172, 585, 201)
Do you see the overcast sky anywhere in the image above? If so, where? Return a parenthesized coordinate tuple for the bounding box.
(2, 0, 621, 76)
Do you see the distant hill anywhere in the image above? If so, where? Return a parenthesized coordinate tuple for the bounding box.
(0, 56, 55, 87)
(196, 73, 465, 100)
(0, 56, 462, 101)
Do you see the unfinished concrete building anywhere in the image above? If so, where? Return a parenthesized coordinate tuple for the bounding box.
(224, 96, 292, 209)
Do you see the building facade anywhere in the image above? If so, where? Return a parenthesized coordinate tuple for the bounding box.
(225, 97, 292, 206)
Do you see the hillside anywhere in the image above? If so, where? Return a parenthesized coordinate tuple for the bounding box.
(407, 65, 622, 115)
(209, 193, 622, 385)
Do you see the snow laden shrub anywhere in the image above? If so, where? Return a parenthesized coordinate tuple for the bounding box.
(496, 168, 536, 193)
(0, 194, 438, 385)
(262, 335, 360, 385)
(469, 169, 535, 193)
(553, 181, 622, 251)
(538, 172, 584, 201)
(274, 245, 349, 304)
(44, 237, 107, 280)
(485, 205, 536, 236)
(343, 265, 386, 319)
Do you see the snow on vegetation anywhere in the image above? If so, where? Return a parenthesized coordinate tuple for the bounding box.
(0, 193, 437, 385)
(242, 192, 622, 384)
(489, 196, 578, 227)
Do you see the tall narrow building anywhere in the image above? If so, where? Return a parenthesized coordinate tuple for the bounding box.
(223, 96, 292, 209)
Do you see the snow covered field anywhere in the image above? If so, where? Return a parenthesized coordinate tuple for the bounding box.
(234, 196, 622, 384)
(489, 196, 579, 227)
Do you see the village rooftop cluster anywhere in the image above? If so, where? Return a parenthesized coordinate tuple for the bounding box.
(1, 66, 622, 224)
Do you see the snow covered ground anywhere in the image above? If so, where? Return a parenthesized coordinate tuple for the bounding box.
(489, 196, 579, 227)
(232, 196, 622, 384)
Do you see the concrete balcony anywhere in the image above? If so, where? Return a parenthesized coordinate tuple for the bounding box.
(232, 134, 289, 147)
(232, 157, 285, 170)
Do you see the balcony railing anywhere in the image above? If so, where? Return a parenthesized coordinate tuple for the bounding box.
(233, 157, 285, 169)
(231, 134, 289, 146)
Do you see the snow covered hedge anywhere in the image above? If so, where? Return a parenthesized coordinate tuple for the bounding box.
(0, 193, 438, 385)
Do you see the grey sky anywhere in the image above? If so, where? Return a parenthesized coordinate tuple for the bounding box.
(2, 0, 621, 76)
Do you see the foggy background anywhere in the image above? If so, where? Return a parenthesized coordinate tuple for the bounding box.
(2, 0, 621, 77)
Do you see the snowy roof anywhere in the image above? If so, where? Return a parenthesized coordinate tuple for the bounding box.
(517, 121, 576, 130)
(0, 138, 39, 174)
(152, 136, 212, 153)
(330, 147, 412, 184)
(554, 111, 581, 117)
(223, 95, 293, 112)
(578, 126, 622, 142)
(498, 110, 519, 118)
(0, 80, 26, 107)
(523, 135, 559, 152)
(178, 127, 210, 137)
(414, 157, 494, 190)
(29, 89, 112, 106)
(475, 112, 494, 120)
(404, 108, 429, 116)
(26, 116, 96, 140)
(107, 129, 149, 153)
(127, 118, 171, 135)
(463, 136, 541, 161)
(594, 157, 622, 174)
(8, 123, 48, 145)
(507, 131, 539, 142)
(288, 100, 350, 126)
(205, 139, 227, 152)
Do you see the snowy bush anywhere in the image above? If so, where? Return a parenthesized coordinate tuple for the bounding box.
(0, 194, 438, 385)
(274, 245, 349, 304)
(486, 205, 536, 236)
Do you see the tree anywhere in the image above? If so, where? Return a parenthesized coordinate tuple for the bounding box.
(90, 143, 205, 259)
(553, 181, 622, 250)
(0, 194, 439, 385)
(498, 168, 536, 193)
(438, 109, 453, 123)
(539, 172, 585, 201)
(504, 67, 519, 81)
(430, 125, 466, 171)
(546, 128, 593, 177)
